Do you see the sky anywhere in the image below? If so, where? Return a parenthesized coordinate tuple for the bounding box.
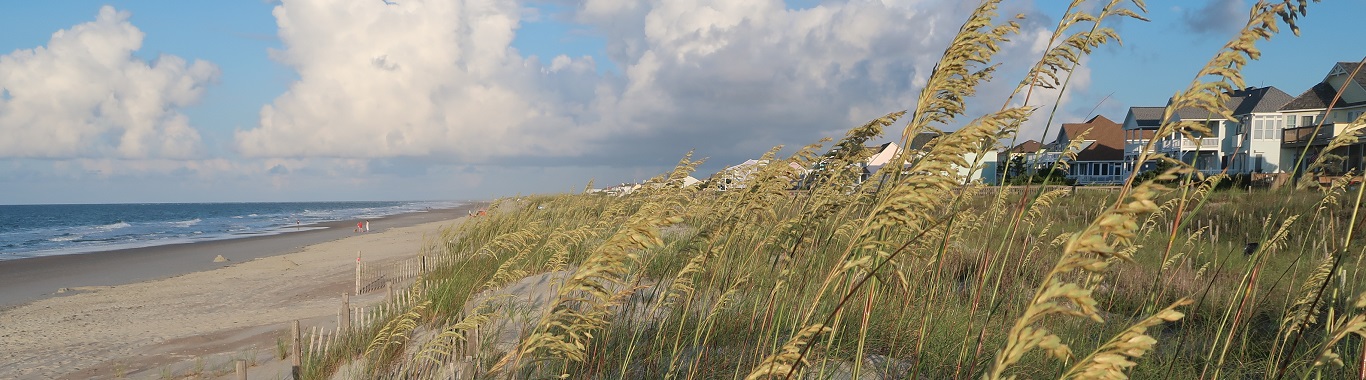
(0, 0, 1360, 204)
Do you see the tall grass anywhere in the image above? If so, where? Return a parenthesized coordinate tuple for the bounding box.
(298, 0, 1366, 379)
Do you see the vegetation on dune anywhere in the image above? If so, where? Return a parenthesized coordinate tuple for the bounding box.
(302, 0, 1366, 379)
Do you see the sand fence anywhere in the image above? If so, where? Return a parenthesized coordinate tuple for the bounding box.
(354, 251, 457, 294)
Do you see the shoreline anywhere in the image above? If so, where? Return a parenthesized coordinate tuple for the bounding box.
(0, 202, 486, 379)
(0, 202, 487, 309)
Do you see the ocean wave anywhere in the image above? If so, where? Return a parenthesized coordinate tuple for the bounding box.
(98, 222, 131, 230)
(170, 218, 202, 227)
(49, 234, 82, 242)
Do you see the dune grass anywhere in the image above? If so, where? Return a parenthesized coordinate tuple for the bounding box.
(299, 0, 1366, 379)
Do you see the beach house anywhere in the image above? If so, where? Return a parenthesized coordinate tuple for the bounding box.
(1154, 104, 1230, 176)
(999, 139, 1041, 179)
(1122, 86, 1294, 178)
(1224, 86, 1294, 174)
(1038, 115, 1126, 184)
(1279, 61, 1366, 176)
(1121, 106, 1162, 176)
(861, 132, 1000, 185)
(716, 159, 764, 190)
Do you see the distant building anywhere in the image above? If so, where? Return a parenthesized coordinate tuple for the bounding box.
(1121, 106, 1163, 175)
(717, 159, 766, 190)
(861, 132, 1000, 185)
(1121, 86, 1294, 178)
(1038, 115, 1126, 185)
(998, 139, 1041, 180)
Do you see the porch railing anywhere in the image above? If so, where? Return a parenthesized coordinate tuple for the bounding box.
(1158, 137, 1222, 152)
(1282, 124, 1337, 147)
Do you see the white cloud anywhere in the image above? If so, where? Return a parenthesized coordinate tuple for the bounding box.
(0, 6, 218, 159)
(238, 0, 1070, 168)
(238, 0, 598, 161)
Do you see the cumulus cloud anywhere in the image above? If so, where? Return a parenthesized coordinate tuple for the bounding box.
(238, 0, 597, 160)
(237, 0, 1066, 167)
(0, 6, 219, 159)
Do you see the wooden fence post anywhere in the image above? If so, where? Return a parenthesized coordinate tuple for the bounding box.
(291, 320, 302, 377)
(355, 251, 362, 294)
(341, 293, 351, 331)
(386, 281, 394, 301)
(236, 359, 247, 380)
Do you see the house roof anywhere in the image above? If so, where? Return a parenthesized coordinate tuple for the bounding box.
(1005, 140, 1040, 153)
(1228, 86, 1294, 115)
(863, 142, 893, 155)
(1337, 61, 1366, 90)
(1169, 105, 1219, 120)
(1127, 106, 1165, 128)
(1057, 115, 1124, 162)
(1280, 82, 1348, 111)
(1281, 62, 1366, 111)
(906, 132, 940, 151)
(865, 142, 900, 167)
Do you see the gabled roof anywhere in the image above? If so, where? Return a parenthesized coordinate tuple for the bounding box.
(1127, 106, 1165, 128)
(1057, 115, 1124, 162)
(1334, 61, 1366, 89)
(1281, 61, 1366, 111)
(725, 159, 765, 171)
(1168, 105, 1218, 120)
(1281, 82, 1348, 111)
(1005, 140, 1040, 153)
(865, 142, 900, 167)
(863, 142, 894, 156)
(1228, 86, 1294, 115)
(906, 132, 940, 151)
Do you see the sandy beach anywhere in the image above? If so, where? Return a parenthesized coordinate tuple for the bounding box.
(0, 204, 482, 379)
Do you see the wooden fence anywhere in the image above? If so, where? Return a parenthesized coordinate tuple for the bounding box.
(300, 282, 426, 362)
(291, 278, 481, 379)
(354, 252, 458, 294)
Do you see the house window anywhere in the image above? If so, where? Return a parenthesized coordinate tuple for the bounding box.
(1286, 115, 1298, 129)
(1303, 115, 1315, 126)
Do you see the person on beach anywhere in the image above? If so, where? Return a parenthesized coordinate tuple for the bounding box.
(357, 221, 364, 232)
(365, 220, 370, 232)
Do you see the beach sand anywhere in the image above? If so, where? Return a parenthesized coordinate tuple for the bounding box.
(0, 204, 483, 379)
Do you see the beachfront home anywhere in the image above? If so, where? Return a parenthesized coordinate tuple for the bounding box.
(999, 139, 1041, 179)
(1122, 86, 1294, 177)
(1279, 61, 1366, 176)
(1154, 104, 1230, 176)
(716, 159, 810, 190)
(1121, 106, 1162, 176)
(861, 141, 901, 183)
(1225, 86, 1294, 174)
(717, 159, 765, 190)
(861, 132, 1000, 185)
(1037, 115, 1126, 184)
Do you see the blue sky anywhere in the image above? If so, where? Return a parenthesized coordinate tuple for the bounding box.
(0, 0, 1360, 204)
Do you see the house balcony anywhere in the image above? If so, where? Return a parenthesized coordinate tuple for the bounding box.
(1124, 141, 1155, 157)
(1282, 124, 1339, 148)
(1157, 137, 1221, 153)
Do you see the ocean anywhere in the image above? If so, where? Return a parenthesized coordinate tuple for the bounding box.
(0, 201, 465, 260)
